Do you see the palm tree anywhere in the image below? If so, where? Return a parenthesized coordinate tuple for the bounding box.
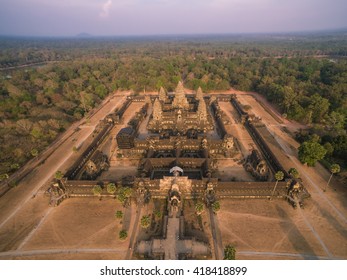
(115, 210, 123, 219)
(117, 186, 133, 205)
(119, 230, 128, 240)
(30, 148, 39, 157)
(288, 168, 299, 179)
(212, 201, 221, 213)
(140, 215, 151, 229)
(195, 201, 205, 215)
(54, 170, 64, 180)
(106, 183, 116, 195)
(224, 244, 236, 260)
(154, 209, 162, 219)
(324, 164, 340, 192)
(270, 171, 284, 200)
(92, 185, 102, 196)
(0, 173, 9, 182)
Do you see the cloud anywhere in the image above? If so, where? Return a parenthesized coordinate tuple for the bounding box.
(100, 0, 112, 18)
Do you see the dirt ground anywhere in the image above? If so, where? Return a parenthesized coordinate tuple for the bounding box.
(0, 198, 129, 260)
(217, 198, 346, 259)
(215, 158, 254, 181)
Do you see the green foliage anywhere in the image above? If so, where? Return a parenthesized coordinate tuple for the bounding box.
(195, 201, 205, 215)
(288, 168, 299, 179)
(92, 185, 102, 196)
(117, 186, 132, 204)
(54, 170, 64, 180)
(275, 171, 284, 181)
(332, 135, 347, 164)
(106, 183, 116, 195)
(212, 201, 221, 213)
(119, 230, 128, 240)
(325, 163, 341, 191)
(10, 163, 20, 171)
(330, 164, 340, 174)
(298, 141, 327, 166)
(115, 210, 123, 219)
(140, 215, 151, 229)
(154, 209, 162, 219)
(323, 142, 334, 157)
(0, 173, 9, 182)
(30, 148, 39, 157)
(224, 244, 236, 260)
(326, 112, 346, 131)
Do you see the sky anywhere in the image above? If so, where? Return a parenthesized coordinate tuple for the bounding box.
(0, 0, 347, 36)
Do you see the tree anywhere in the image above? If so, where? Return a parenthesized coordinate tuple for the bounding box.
(92, 185, 102, 196)
(10, 163, 20, 171)
(323, 142, 334, 158)
(195, 201, 205, 215)
(224, 244, 236, 260)
(154, 209, 162, 219)
(140, 215, 151, 229)
(115, 210, 123, 219)
(106, 183, 116, 195)
(212, 201, 221, 213)
(270, 171, 284, 200)
(54, 170, 64, 180)
(15, 119, 33, 135)
(308, 94, 330, 123)
(117, 186, 132, 205)
(119, 230, 128, 240)
(30, 148, 39, 157)
(298, 141, 326, 166)
(327, 111, 345, 132)
(0, 173, 9, 182)
(288, 168, 299, 179)
(324, 164, 340, 192)
(332, 135, 347, 163)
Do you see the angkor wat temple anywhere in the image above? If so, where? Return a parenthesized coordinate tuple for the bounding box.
(47, 81, 310, 259)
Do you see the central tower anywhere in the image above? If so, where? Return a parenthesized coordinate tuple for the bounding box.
(172, 81, 189, 110)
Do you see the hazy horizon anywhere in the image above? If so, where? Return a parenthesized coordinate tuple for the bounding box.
(1, 0, 347, 37)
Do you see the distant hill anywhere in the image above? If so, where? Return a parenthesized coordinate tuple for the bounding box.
(76, 33, 92, 38)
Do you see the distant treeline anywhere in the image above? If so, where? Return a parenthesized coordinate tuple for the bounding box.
(0, 34, 346, 177)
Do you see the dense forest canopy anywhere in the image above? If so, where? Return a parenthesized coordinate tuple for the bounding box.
(0, 32, 346, 178)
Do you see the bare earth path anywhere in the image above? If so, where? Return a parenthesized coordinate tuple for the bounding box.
(208, 208, 224, 259)
(125, 203, 142, 260)
(0, 248, 125, 259)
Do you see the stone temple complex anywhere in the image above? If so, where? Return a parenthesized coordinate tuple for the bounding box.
(148, 82, 213, 134)
(47, 81, 310, 260)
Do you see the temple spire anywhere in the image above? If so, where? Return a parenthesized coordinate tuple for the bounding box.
(175, 81, 185, 94)
(159, 87, 166, 102)
(198, 98, 207, 121)
(153, 98, 162, 121)
(173, 81, 189, 109)
(196, 86, 203, 100)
